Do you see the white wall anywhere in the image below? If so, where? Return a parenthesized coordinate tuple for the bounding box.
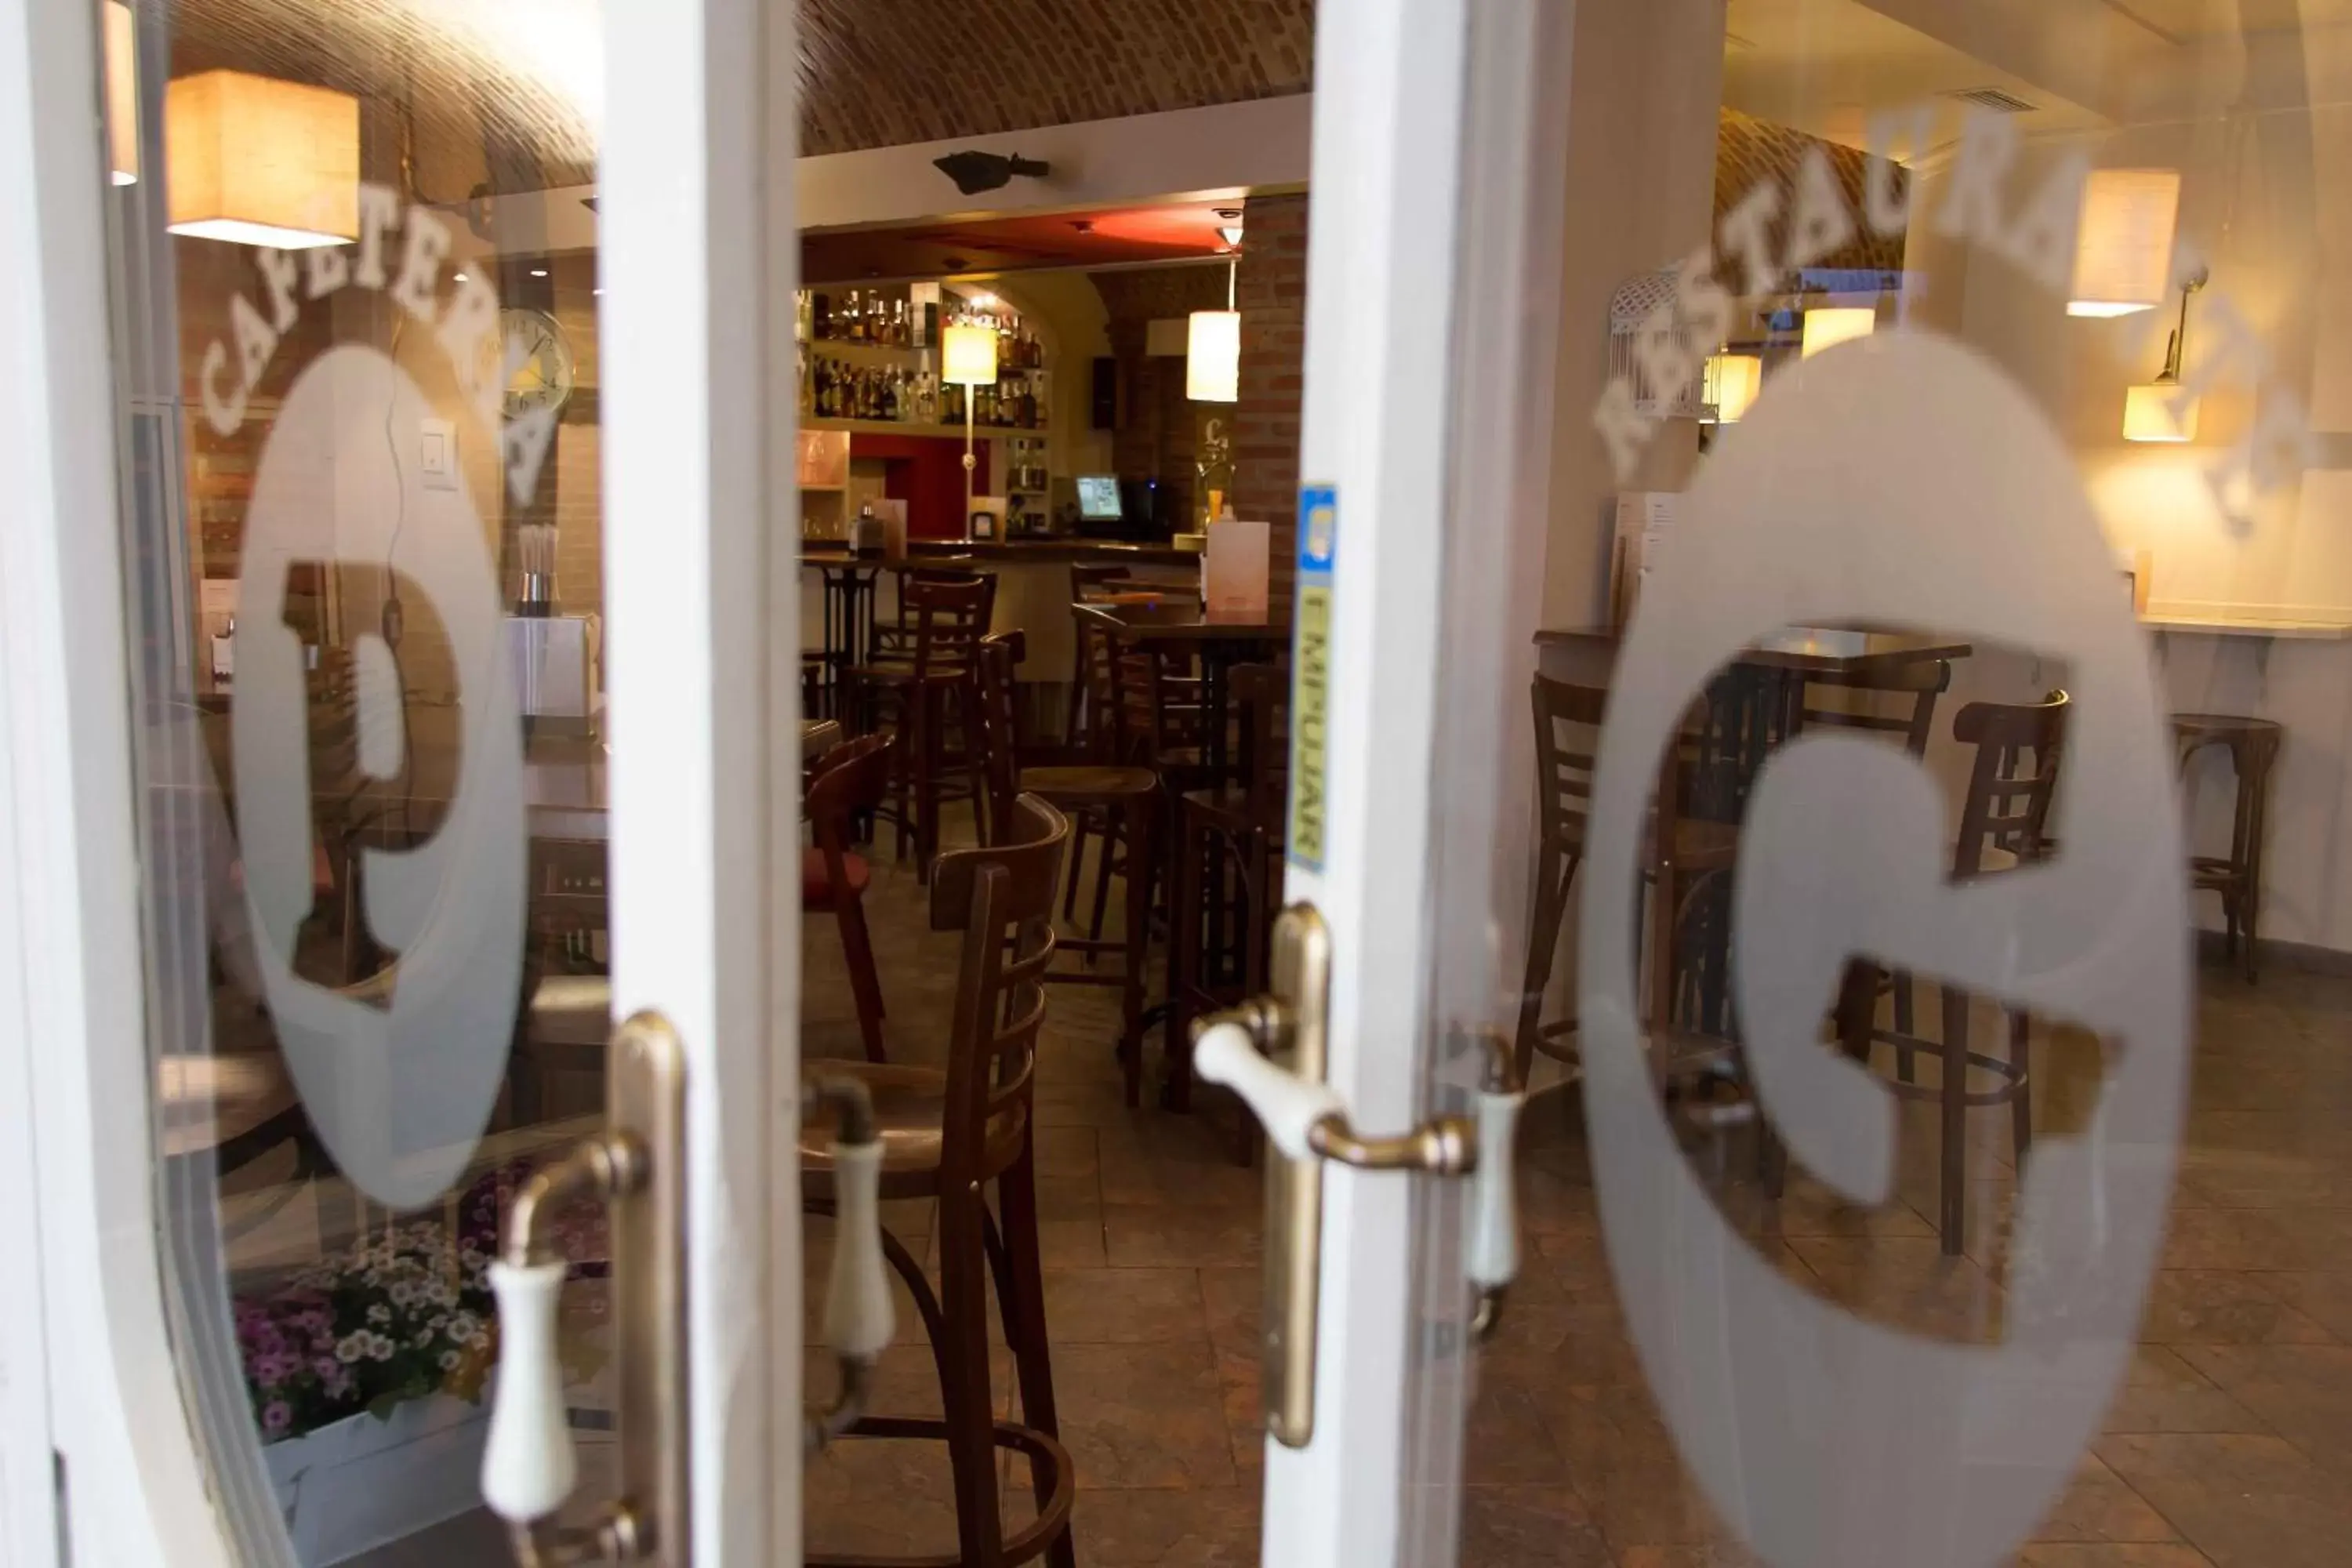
(1538, 0, 1729, 630)
(1897, 40, 2352, 953)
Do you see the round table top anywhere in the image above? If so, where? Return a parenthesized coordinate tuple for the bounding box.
(157, 1052, 299, 1160)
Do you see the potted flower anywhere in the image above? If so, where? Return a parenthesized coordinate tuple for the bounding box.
(236, 1163, 608, 1561)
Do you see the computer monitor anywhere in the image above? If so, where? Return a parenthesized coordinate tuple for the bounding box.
(1076, 475, 1123, 522)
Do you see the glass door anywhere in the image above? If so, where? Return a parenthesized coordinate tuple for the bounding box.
(20, 0, 795, 1559)
(1250, 2, 2352, 1566)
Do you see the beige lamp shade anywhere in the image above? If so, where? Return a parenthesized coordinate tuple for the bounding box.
(1186, 309, 1240, 402)
(1801, 306, 1875, 359)
(165, 70, 360, 249)
(104, 1, 137, 186)
(1702, 353, 1761, 423)
(2069, 169, 2180, 318)
(942, 322, 998, 387)
(2124, 380, 2199, 443)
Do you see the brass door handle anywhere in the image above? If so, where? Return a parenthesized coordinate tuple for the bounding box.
(481, 1012, 687, 1566)
(1189, 906, 1528, 1448)
(477, 1022, 901, 1564)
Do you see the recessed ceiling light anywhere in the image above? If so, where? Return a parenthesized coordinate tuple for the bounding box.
(593, 287, 603, 296)
(530, 267, 549, 278)
(452, 271, 468, 283)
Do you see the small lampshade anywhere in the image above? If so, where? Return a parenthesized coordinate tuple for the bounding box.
(104, 1, 136, 186)
(942, 322, 998, 387)
(2124, 381, 2200, 443)
(1186, 309, 1240, 402)
(165, 70, 360, 249)
(1702, 353, 1762, 423)
(1801, 307, 1876, 359)
(2069, 169, 2180, 318)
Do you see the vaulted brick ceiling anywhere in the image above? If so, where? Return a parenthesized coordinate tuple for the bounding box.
(797, 0, 1318, 157)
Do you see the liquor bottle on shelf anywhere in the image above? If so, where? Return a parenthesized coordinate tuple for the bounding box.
(882, 369, 899, 422)
(1018, 376, 1036, 427)
(811, 291, 833, 341)
(916, 366, 937, 423)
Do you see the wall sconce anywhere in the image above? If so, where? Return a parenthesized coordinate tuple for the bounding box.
(103, 0, 136, 186)
(2123, 271, 2208, 443)
(1801, 305, 1875, 359)
(1701, 353, 1761, 423)
(1188, 256, 1240, 403)
(2069, 169, 2180, 318)
(943, 320, 999, 533)
(165, 70, 360, 247)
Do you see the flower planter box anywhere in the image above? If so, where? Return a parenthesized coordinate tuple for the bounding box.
(263, 1393, 488, 1564)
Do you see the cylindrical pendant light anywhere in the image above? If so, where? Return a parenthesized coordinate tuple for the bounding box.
(1186, 311, 1240, 402)
(1189, 254, 1240, 403)
(1702, 353, 1762, 423)
(942, 321, 998, 387)
(1801, 306, 1876, 359)
(104, 1, 137, 186)
(2069, 169, 2180, 318)
(165, 70, 360, 249)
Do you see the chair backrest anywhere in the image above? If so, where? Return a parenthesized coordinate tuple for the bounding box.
(900, 572, 996, 681)
(1799, 659, 1951, 757)
(974, 635, 1023, 845)
(805, 732, 895, 902)
(1110, 637, 1205, 767)
(1229, 663, 1290, 825)
(1530, 674, 1610, 857)
(1951, 691, 2068, 877)
(929, 794, 1071, 1178)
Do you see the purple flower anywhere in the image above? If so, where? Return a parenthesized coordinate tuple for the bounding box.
(261, 1401, 292, 1435)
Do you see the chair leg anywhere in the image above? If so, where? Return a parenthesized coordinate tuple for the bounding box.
(1118, 798, 1158, 1110)
(1940, 985, 1969, 1258)
(1166, 810, 1201, 1114)
(932, 1181, 1007, 1568)
(1086, 810, 1117, 953)
(1062, 811, 1092, 924)
(916, 685, 944, 885)
(1892, 968, 1916, 1079)
(1512, 856, 1569, 1091)
(993, 1140, 1077, 1568)
(834, 892, 889, 1063)
(2009, 1010, 2032, 1167)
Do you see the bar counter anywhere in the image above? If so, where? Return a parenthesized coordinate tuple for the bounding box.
(800, 536, 1199, 568)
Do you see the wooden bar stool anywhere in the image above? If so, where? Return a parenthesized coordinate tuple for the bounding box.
(801, 795, 1077, 1568)
(1511, 675, 1738, 1093)
(851, 572, 995, 882)
(975, 635, 1161, 1106)
(1167, 663, 1288, 1133)
(805, 733, 896, 1064)
(1843, 692, 2067, 1254)
(2173, 712, 2283, 982)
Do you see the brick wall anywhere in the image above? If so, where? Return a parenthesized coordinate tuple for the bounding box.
(797, 0, 1316, 156)
(1232, 192, 1307, 593)
(1089, 264, 1231, 526)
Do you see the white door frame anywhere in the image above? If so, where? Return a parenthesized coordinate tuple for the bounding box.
(0, 0, 797, 1558)
(1261, 1, 1470, 1564)
(0, 0, 222, 1557)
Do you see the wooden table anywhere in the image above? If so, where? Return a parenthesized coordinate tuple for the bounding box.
(1537, 623, 1973, 1036)
(1076, 601, 1291, 779)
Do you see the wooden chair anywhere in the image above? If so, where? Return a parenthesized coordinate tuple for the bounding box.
(2173, 712, 2283, 982)
(1844, 691, 2067, 1254)
(1802, 659, 1951, 1042)
(975, 635, 1160, 1105)
(800, 795, 1077, 1568)
(805, 732, 897, 1064)
(1512, 674, 1738, 1093)
(1167, 663, 1288, 1134)
(1798, 658, 1952, 753)
(851, 572, 995, 882)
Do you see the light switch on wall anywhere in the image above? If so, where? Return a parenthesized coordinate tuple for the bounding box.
(419, 417, 458, 490)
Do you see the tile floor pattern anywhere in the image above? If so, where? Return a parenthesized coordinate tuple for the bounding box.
(804, 822, 2352, 1568)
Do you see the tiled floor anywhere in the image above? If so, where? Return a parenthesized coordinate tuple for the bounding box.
(802, 818, 2352, 1568)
